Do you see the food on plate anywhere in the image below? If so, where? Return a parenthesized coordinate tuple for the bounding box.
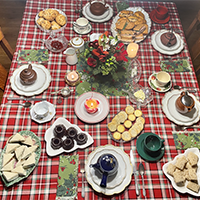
(108, 105, 144, 141)
(5, 143, 20, 154)
(21, 146, 32, 160)
(67, 127, 78, 139)
(166, 151, 200, 193)
(9, 133, 25, 143)
(62, 138, 74, 150)
(36, 9, 66, 30)
(75, 133, 88, 145)
(15, 145, 26, 161)
(2, 153, 14, 167)
(12, 165, 26, 176)
(134, 89, 145, 101)
(53, 124, 67, 138)
(51, 137, 63, 150)
(2, 172, 18, 182)
(161, 31, 177, 47)
(23, 152, 36, 168)
(1, 159, 15, 172)
(21, 136, 34, 146)
(119, 10, 134, 18)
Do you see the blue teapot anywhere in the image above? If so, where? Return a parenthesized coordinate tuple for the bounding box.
(90, 153, 118, 188)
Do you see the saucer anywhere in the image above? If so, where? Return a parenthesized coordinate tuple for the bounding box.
(148, 73, 172, 93)
(136, 132, 165, 162)
(150, 9, 170, 24)
(30, 101, 56, 124)
(73, 23, 92, 35)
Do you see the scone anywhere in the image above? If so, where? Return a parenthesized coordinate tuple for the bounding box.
(43, 9, 56, 21)
(122, 131, 132, 141)
(40, 20, 51, 30)
(38, 10, 44, 18)
(37, 17, 45, 25)
(56, 14, 66, 26)
(51, 21, 61, 30)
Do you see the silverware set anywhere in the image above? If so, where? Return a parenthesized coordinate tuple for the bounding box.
(75, 0, 83, 17)
(80, 161, 85, 198)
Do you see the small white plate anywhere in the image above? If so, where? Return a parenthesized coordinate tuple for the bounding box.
(148, 73, 172, 93)
(162, 90, 200, 126)
(44, 117, 94, 156)
(162, 148, 200, 197)
(73, 23, 92, 35)
(74, 92, 109, 124)
(30, 101, 56, 124)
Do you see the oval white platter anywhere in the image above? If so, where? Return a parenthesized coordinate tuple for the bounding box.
(162, 148, 200, 197)
(44, 117, 94, 156)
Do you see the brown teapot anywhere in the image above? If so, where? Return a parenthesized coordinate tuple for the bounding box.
(20, 64, 37, 85)
(175, 91, 195, 114)
(89, 0, 109, 16)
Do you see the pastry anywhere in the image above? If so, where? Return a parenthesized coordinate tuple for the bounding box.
(125, 22, 135, 30)
(56, 14, 66, 26)
(122, 131, 132, 141)
(51, 21, 61, 30)
(113, 132, 122, 140)
(62, 138, 74, 150)
(161, 32, 177, 47)
(53, 124, 66, 138)
(187, 181, 200, 193)
(51, 137, 63, 150)
(133, 24, 148, 35)
(115, 17, 128, 30)
(66, 127, 78, 139)
(134, 11, 145, 19)
(75, 133, 88, 145)
(43, 9, 56, 21)
(119, 10, 134, 18)
(40, 20, 51, 30)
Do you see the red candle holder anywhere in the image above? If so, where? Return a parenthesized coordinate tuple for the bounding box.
(84, 98, 100, 114)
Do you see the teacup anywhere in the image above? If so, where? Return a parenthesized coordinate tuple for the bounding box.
(155, 5, 169, 20)
(144, 134, 164, 157)
(33, 101, 49, 120)
(73, 17, 89, 32)
(156, 71, 171, 87)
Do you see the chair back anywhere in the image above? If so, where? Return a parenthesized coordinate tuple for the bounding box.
(0, 63, 8, 91)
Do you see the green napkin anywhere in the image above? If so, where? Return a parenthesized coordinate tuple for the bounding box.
(17, 49, 49, 63)
(56, 155, 79, 200)
(160, 59, 192, 72)
(172, 131, 200, 149)
(116, 1, 129, 12)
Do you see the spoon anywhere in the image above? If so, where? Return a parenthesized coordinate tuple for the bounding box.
(6, 102, 32, 108)
(175, 125, 200, 131)
(75, 1, 79, 14)
(173, 85, 197, 93)
(139, 163, 146, 197)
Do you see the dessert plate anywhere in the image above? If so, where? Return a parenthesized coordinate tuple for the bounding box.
(89, 148, 126, 189)
(148, 73, 172, 93)
(82, 2, 113, 23)
(162, 90, 200, 126)
(44, 117, 94, 156)
(85, 145, 132, 195)
(10, 64, 51, 97)
(74, 92, 109, 124)
(30, 101, 56, 124)
(162, 148, 200, 197)
(73, 23, 92, 35)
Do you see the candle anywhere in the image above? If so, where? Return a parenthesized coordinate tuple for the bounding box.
(65, 70, 80, 86)
(84, 98, 100, 114)
(127, 43, 139, 59)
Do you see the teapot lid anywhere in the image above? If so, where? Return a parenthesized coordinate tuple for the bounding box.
(181, 91, 193, 106)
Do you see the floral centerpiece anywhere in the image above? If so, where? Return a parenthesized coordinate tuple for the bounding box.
(83, 31, 129, 77)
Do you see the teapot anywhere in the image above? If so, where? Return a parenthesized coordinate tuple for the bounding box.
(89, 0, 109, 16)
(90, 153, 118, 187)
(175, 91, 195, 114)
(20, 64, 37, 85)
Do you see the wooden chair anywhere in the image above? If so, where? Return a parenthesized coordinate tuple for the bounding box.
(0, 63, 8, 91)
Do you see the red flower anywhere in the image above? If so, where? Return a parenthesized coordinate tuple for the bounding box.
(114, 42, 128, 62)
(87, 57, 97, 67)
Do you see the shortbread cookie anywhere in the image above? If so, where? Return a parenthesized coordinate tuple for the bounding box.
(113, 132, 122, 140)
(136, 116, 145, 124)
(117, 124, 125, 133)
(122, 131, 132, 141)
(118, 111, 128, 123)
(108, 122, 117, 132)
(125, 105, 135, 114)
(124, 120, 132, 129)
(128, 114, 136, 122)
(129, 127, 138, 138)
(187, 181, 200, 193)
(187, 152, 199, 167)
(134, 109, 142, 117)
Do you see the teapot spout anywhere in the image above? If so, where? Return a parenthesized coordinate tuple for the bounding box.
(89, 163, 100, 170)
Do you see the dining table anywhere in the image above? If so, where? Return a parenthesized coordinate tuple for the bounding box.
(0, 0, 200, 199)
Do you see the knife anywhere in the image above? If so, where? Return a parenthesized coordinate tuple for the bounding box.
(7, 97, 46, 101)
(80, 0, 83, 17)
(130, 149, 140, 196)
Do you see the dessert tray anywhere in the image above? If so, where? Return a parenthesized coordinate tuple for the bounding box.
(162, 90, 200, 126)
(82, 2, 113, 23)
(162, 148, 200, 197)
(10, 64, 51, 97)
(74, 92, 110, 124)
(0, 130, 41, 187)
(85, 145, 132, 195)
(111, 7, 152, 43)
(44, 117, 94, 156)
(151, 30, 184, 55)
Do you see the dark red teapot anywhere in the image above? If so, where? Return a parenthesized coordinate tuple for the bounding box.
(20, 64, 37, 85)
(89, 0, 109, 16)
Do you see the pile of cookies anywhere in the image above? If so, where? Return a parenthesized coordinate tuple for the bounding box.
(108, 105, 145, 142)
(36, 8, 67, 30)
(115, 10, 148, 42)
(167, 151, 200, 193)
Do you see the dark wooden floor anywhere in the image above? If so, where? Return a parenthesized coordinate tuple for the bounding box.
(0, 0, 200, 103)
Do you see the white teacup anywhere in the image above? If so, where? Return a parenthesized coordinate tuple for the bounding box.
(156, 71, 171, 87)
(73, 17, 89, 32)
(33, 101, 49, 120)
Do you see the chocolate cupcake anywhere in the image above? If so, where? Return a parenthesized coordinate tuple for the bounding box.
(66, 127, 78, 139)
(53, 124, 66, 138)
(62, 138, 74, 150)
(75, 133, 88, 145)
(51, 137, 63, 150)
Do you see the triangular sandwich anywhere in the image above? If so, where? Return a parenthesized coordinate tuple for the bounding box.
(21, 136, 33, 146)
(21, 146, 31, 160)
(2, 171, 18, 182)
(9, 133, 25, 143)
(23, 152, 36, 168)
(28, 145, 39, 154)
(15, 159, 26, 168)
(1, 159, 15, 171)
(15, 145, 26, 160)
(2, 153, 14, 167)
(12, 165, 26, 176)
(5, 143, 20, 154)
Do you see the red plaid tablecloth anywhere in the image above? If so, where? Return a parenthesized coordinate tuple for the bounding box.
(0, 0, 200, 199)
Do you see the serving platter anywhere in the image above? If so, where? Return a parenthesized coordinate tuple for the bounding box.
(0, 130, 41, 187)
(162, 148, 200, 197)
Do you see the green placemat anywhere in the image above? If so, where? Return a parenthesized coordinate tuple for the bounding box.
(17, 49, 49, 63)
(56, 155, 79, 200)
(172, 131, 200, 149)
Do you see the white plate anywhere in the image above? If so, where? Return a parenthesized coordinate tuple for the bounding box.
(89, 148, 126, 189)
(162, 148, 200, 197)
(73, 23, 92, 35)
(44, 117, 94, 156)
(162, 90, 200, 126)
(151, 30, 184, 55)
(111, 7, 152, 43)
(85, 145, 133, 195)
(74, 92, 109, 124)
(83, 2, 113, 23)
(35, 8, 67, 33)
(30, 101, 56, 124)
(10, 64, 51, 97)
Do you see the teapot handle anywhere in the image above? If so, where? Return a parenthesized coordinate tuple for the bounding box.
(100, 172, 108, 188)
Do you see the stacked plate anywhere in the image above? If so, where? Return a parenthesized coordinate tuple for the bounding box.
(151, 30, 184, 55)
(162, 90, 200, 126)
(82, 2, 113, 23)
(85, 145, 132, 195)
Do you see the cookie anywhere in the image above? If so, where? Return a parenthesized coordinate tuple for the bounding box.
(117, 124, 125, 133)
(128, 114, 136, 122)
(124, 120, 132, 129)
(56, 14, 66, 26)
(129, 127, 138, 138)
(113, 132, 122, 140)
(108, 122, 117, 132)
(125, 105, 135, 114)
(117, 111, 128, 123)
(136, 116, 145, 124)
(134, 109, 143, 117)
(122, 131, 132, 141)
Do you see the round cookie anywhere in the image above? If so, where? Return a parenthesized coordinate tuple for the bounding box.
(117, 111, 128, 123)
(134, 109, 143, 117)
(124, 120, 132, 129)
(108, 122, 117, 132)
(117, 124, 125, 133)
(122, 131, 131, 141)
(128, 114, 136, 122)
(125, 105, 135, 114)
(129, 128, 138, 138)
(136, 116, 145, 124)
(113, 132, 122, 140)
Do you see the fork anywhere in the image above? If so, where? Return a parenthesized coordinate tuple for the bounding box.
(75, 1, 79, 14)
(80, 163, 85, 197)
